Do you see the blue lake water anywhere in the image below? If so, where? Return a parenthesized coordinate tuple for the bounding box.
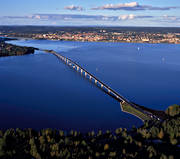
(0, 39, 180, 132)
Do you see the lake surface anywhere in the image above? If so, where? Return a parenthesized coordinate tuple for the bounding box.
(0, 39, 180, 131)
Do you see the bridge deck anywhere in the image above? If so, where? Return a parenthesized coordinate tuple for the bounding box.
(44, 50, 156, 120)
(52, 51, 128, 101)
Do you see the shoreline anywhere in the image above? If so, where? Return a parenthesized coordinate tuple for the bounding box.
(0, 37, 38, 57)
(0, 37, 173, 122)
(44, 48, 167, 123)
(0, 104, 179, 159)
(2, 35, 180, 45)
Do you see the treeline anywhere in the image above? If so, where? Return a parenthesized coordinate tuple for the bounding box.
(0, 104, 179, 159)
(0, 40, 36, 57)
(1, 26, 180, 34)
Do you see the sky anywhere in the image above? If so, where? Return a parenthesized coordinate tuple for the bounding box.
(0, 0, 180, 27)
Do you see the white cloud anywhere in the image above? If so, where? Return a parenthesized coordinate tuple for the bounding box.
(2, 14, 180, 26)
(101, 2, 138, 10)
(64, 5, 84, 11)
(163, 15, 177, 21)
(92, 2, 179, 11)
(34, 15, 41, 19)
(1, 14, 153, 22)
(118, 14, 136, 20)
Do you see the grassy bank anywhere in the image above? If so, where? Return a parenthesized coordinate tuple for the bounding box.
(120, 102, 151, 122)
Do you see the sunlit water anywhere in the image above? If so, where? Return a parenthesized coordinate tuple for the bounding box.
(0, 39, 180, 132)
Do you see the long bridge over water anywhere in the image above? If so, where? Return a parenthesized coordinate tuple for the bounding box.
(45, 50, 160, 121)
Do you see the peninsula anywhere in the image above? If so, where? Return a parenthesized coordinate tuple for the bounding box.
(0, 37, 37, 57)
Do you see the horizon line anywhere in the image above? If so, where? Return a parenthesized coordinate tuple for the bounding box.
(0, 25, 180, 28)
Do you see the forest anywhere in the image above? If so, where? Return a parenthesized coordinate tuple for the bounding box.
(0, 104, 179, 159)
(0, 38, 36, 57)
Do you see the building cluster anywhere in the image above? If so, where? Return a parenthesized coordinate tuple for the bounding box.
(33, 32, 106, 42)
(32, 31, 180, 44)
(1, 31, 180, 44)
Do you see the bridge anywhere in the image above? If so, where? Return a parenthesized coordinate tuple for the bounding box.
(44, 50, 160, 121)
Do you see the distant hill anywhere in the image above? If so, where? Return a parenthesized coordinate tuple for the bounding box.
(0, 26, 180, 34)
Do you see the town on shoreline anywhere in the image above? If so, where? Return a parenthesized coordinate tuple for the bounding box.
(1, 26, 180, 44)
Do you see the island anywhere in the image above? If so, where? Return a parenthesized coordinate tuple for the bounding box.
(0, 37, 37, 57)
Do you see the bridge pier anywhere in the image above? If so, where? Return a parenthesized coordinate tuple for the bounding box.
(49, 52, 147, 120)
(81, 69, 83, 74)
(51, 51, 130, 107)
(95, 79, 97, 84)
(101, 84, 103, 88)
